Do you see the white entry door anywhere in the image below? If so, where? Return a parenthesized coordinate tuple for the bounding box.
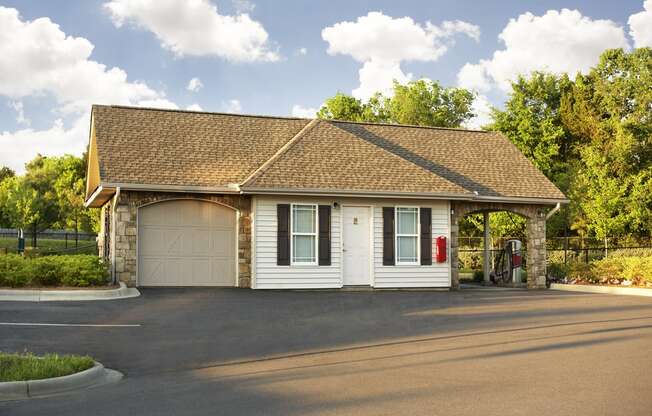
(342, 206, 371, 286)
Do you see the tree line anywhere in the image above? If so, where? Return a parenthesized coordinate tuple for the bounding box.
(317, 48, 652, 242)
(0, 155, 98, 246)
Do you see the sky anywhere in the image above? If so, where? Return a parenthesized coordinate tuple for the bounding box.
(1, 0, 651, 173)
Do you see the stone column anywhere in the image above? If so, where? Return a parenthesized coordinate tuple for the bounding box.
(526, 214, 547, 289)
(483, 211, 491, 284)
(238, 212, 252, 288)
(450, 206, 460, 290)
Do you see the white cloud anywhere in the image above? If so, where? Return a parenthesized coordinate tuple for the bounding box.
(8, 101, 29, 125)
(186, 103, 203, 111)
(104, 0, 278, 62)
(291, 104, 316, 118)
(0, 7, 172, 115)
(187, 77, 203, 92)
(354, 60, 412, 100)
(297, 47, 307, 55)
(221, 99, 242, 113)
(0, 7, 177, 172)
(0, 116, 88, 173)
(629, 0, 652, 47)
(322, 12, 480, 100)
(457, 9, 629, 93)
(463, 95, 493, 130)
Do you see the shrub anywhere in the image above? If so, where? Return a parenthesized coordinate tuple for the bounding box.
(547, 262, 569, 281)
(0, 352, 95, 382)
(567, 262, 594, 282)
(458, 249, 483, 270)
(0, 255, 108, 287)
(472, 270, 484, 282)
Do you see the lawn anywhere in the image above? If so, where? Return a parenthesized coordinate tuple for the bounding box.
(0, 237, 97, 255)
(0, 352, 95, 382)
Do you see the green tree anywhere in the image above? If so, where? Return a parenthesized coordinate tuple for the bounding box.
(52, 154, 100, 236)
(0, 166, 16, 227)
(0, 166, 14, 183)
(318, 80, 475, 128)
(563, 48, 652, 241)
(487, 72, 577, 237)
(0, 175, 54, 246)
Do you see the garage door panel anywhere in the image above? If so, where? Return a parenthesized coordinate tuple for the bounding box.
(138, 200, 236, 287)
(211, 257, 235, 286)
(212, 230, 234, 256)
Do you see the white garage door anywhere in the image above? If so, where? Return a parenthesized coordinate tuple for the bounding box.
(138, 199, 237, 286)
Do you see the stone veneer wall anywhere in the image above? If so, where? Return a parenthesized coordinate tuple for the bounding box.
(450, 201, 549, 290)
(104, 191, 251, 288)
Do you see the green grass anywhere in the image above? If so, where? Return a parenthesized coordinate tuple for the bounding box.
(0, 237, 97, 255)
(0, 352, 95, 382)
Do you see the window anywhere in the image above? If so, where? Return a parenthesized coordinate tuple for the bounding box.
(291, 204, 318, 264)
(396, 207, 419, 264)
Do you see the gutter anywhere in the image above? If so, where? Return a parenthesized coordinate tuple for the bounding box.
(111, 187, 120, 285)
(240, 187, 569, 205)
(546, 202, 562, 219)
(101, 182, 241, 194)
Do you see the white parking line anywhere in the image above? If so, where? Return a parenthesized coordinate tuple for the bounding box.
(0, 322, 141, 327)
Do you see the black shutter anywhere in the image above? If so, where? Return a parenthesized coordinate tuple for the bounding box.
(382, 207, 395, 266)
(318, 205, 331, 266)
(277, 204, 290, 266)
(420, 207, 432, 265)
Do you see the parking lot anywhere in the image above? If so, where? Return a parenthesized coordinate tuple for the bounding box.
(1, 287, 652, 415)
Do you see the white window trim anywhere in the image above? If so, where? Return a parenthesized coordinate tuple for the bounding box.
(395, 206, 420, 266)
(290, 203, 319, 266)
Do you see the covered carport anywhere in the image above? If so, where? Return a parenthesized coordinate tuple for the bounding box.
(450, 201, 560, 289)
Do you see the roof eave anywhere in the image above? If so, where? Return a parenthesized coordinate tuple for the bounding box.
(240, 186, 569, 205)
(84, 185, 116, 208)
(101, 182, 241, 194)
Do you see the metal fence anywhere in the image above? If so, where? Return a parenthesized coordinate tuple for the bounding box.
(0, 228, 98, 256)
(458, 236, 652, 271)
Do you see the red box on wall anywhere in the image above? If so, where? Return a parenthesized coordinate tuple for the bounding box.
(435, 236, 447, 263)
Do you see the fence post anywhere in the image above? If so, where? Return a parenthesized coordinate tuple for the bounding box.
(564, 235, 568, 265)
(65, 233, 68, 249)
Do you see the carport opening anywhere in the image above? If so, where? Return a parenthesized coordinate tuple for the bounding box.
(458, 210, 528, 287)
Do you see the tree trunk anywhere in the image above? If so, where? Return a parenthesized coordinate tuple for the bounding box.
(32, 224, 37, 248)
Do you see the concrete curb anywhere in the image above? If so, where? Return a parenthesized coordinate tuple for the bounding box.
(551, 283, 652, 297)
(0, 282, 140, 302)
(0, 361, 123, 401)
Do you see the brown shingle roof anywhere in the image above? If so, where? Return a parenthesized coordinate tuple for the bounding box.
(92, 105, 310, 187)
(91, 105, 566, 202)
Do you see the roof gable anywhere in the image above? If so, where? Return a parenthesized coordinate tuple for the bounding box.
(243, 120, 566, 201)
(92, 105, 310, 188)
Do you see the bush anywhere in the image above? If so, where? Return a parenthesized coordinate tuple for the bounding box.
(458, 249, 483, 270)
(472, 270, 484, 282)
(0, 255, 108, 287)
(562, 256, 652, 286)
(547, 262, 569, 281)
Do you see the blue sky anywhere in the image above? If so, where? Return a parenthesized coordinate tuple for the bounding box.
(1, 0, 651, 172)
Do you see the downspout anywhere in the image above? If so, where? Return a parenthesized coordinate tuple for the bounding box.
(546, 202, 561, 220)
(111, 187, 121, 285)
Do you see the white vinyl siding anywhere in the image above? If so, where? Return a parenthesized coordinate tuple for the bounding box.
(373, 202, 450, 288)
(253, 196, 450, 289)
(253, 197, 341, 289)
